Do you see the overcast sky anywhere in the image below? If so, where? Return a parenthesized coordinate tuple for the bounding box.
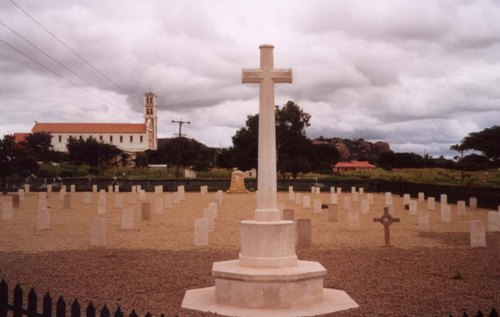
(1, 0, 499, 157)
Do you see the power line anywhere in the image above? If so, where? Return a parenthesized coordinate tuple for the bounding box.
(0, 19, 124, 108)
(0, 37, 119, 108)
(7, 0, 140, 103)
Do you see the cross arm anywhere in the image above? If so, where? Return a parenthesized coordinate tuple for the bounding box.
(271, 68, 293, 83)
(242, 68, 263, 83)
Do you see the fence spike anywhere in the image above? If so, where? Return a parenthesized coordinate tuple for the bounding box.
(13, 284, 23, 317)
(144, 312, 151, 317)
(43, 293, 53, 317)
(27, 288, 38, 317)
(129, 309, 138, 317)
(85, 302, 96, 317)
(114, 306, 123, 317)
(71, 299, 81, 317)
(464, 313, 470, 317)
(100, 304, 110, 317)
(476, 311, 484, 317)
(490, 308, 498, 317)
(0, 280, 7, 317)
(56, 295, 66, 317)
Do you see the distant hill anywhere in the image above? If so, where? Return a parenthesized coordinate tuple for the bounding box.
(312, 137, 391, 162)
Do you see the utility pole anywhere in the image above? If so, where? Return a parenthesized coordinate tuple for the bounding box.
(171, 119, 190, 178)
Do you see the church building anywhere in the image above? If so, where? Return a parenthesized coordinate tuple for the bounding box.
(30, 92, 158, 153)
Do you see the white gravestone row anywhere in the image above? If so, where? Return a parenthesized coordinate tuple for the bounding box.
(302, 195, 311, 209)
(90, 218, 106, 247)
(488, 211, 499, 232)
(470, 220, 485, 248)
(313, 199, 322, 214)
(121, 208, 135, 230)
(37, 208, 50, 230)
(417, 209, 430, 232)
(154, 197, 164, 215)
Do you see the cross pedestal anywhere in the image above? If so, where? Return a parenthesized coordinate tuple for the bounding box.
(373, 207, 400, 247)
(182, 45, 358, 316)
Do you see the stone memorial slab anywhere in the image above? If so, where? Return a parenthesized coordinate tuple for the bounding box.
(38, 193, 47, 209)
(302, 195, 311, 209)
(203, 207, 216, 231)
(99, 189, 106, 199)
(457, 201, 466, 216)
(487, 211, 499, 232)
(208, 202, 219, 219)
(470, 220, 485, 248)
(373, 207, 400, 246)
(297, 219, 311, 248)
(47, 184, 52, 193)
(469, 197, 477, 210)
(137, 185, 142, 192)
(313, 199, 322, 214)
(141, 202, 151, 221)
(418, 192, 425, 202)
(310, 187, 315, 194)
(2, 201, 13, 220)
(92, 185, 97, 193)
(172, 192, 180, 205)
(114, 185, 120, 193)
(63, 194, 71, 210)
(385, 192, 392, 206)
(97, 195, 106, 215)
(121, 208, 134, 230)
(403, 194, 410, 205)
(164, 194, 173, 208)
(155, 185, 163, 194)
(315, 187, 320, 195)
(131, 185, 137, 193)
(114, 194, 123, 209)
(359, 188, 364, 195)
(200, 185, 208, 195)
(37, 207, 50, 230)
(283, 208, 294, 221)
(70, 185, 76, 193)
(367, 193, 374, 205)
(154, 197, 164, 215)
(330, 186, 335, 194)
(12, 195, 20, 209)
(139, 190, 146, 201)
(194, 218, 209, 246)
(440, 204, 451, 223)
(440, 194, 447, 205)
(327, 204, 337, 222)
(351, 187, 356, 194)
(409, 200, 417, 216)
(417, 209, 430, 232)
(59, 188, 66, 201)
(108, 185, 113, 193)
(288, 186, 294, 201)
(347, 210, 360, 231)
(90, 218, 106, 247)
(24, 184, 29, 193)
(227, 170, 249, 194)
(178, 185, 186, 200)
(17, 189, 24, 201)
(360, 199, 369, 215)
(427, 197, 435, 210)
(128, 192, 136, 204)
(352, 191, 359, 202)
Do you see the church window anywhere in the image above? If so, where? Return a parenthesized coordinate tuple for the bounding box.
(140, 136, 143, 143)
(120, 135, 123, 143)
(58, 135, 62, 143)
(99, 135, 103, 141)
(110, 136, 113, 142)
(79, 135, 83, 140)
(130, 135, 133, 143)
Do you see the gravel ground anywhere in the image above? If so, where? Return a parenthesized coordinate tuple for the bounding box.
(0, 191, 499, 317)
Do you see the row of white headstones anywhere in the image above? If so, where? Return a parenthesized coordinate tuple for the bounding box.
(286, 186, 499, 248)
(1, 185, 217, 247)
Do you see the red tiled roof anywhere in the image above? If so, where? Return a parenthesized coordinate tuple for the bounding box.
(32, 123, 146, 134)
(334, 161, 376, 168)
(12, 133, 29, 143)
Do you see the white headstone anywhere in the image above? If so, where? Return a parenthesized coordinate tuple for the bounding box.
(155, 185, 163, 194)
(385, 192, 392, 206)
(344, 196, 351, 210)
(121, 208, 134, 230)
(154, 197, 164, 215)
(315, 187, 320, 195)
(200, 185, 208, 195)
(92, 185, 97, 193)
(469, 197, 477, 210)
(367, 193, 374, 205)
(427, 197, 435, 210)
(97, 195, 106, 215)
(172, 192, 180, 205)
(208, 202, 218, 218)
(470, 220, 485, 248)
(336, 187, 342, 194)
(359, 187, 364, 195)
(487, 211, 499, 232)
(131, 185, 137, 193)
(330, 193, 337, 204)
(457, 200, 466, 216)
(90, 218, 106, 247)
(24, 184, 30, 193)
(38, 192, 47, 209)
(439, 194, 447, 206)
(295, 193, 303, 206)
(59, 188, 66, 201)
(313, 199, 322, 214)
(360, 199, 369, 215)
(409, 200, 417, 216)
(351, 187, 356, 194)
(128, 192, 136, 204)
(164, 194, 173, 208)
(288, 190, 295, 201)
(417, 209, 430, 232)
(108, 185, 113, 193)
(18, 189, 24, 201)
(70, 184, 76, 193)
(47, 184, 52, 193)
(139, 190, 146, 201)
(137, 185, 142, 192)
(114, 185, 120, 193)
(352, 191, 359, 202)
(37, 207, 50, 230)
(347, 210, 360, 231)
(310, 187, 315, 194)
(330, 186, 335, 194)
(440, 204, 451, 223)
(194, 218, 209, 246)
(2, 201, 13, 220)
(302, 195, 311, 209)
(418, 192, 425, 202)
(178, 185, 186, 200)
(203, 208, 216, 231)
(403, 194, 410, 205)
(114, 194, 123, 209)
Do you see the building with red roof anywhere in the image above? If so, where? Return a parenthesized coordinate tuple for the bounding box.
(333, 161, 376, 174)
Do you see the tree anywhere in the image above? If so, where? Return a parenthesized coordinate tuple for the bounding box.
(67, 137, 122, 167)
(230, 101, 325, 178)
(0, 135, 38, 192)
(452, 126, 500, 163)
(146, 137, 215, 170)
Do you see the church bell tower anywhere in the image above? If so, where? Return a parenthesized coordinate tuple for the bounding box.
(144, 92, 158, 150)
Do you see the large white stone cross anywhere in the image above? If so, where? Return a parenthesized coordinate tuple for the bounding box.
(242, 44, 292, 221)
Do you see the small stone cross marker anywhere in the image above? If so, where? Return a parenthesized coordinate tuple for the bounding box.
(373, 207, 400, 247)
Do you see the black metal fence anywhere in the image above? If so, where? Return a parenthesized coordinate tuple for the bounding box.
(4, 177, 500, 209)
(0, 280, 167, 317)
(441, 308, 498, 317)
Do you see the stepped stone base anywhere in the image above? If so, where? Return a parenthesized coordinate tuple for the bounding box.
(182, 287, 358, 317)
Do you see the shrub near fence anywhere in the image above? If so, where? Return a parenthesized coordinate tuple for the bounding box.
(0, 280, 169, 317)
